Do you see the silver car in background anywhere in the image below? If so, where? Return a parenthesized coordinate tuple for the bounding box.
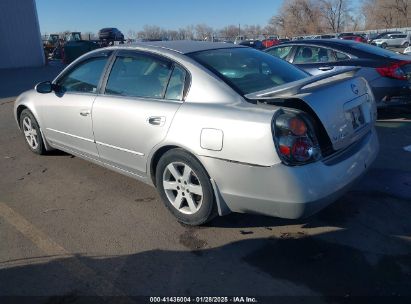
(14, 41, 379, 225)
(373, 33, 410, 48)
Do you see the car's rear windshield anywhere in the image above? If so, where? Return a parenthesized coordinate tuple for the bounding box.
(350, 42, 409, 58)
(188, 47, 308, 95)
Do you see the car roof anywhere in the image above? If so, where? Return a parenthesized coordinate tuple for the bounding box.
(268, 38, 410, 61)
(124, 40, 245, 54)
(278, 39, 361, 47)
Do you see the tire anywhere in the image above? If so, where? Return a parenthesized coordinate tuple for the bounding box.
(19, 109, 46, 155)
(403, 42, 409, 48)
(381, 43, 387, 49)
(156, 149, 217, 225)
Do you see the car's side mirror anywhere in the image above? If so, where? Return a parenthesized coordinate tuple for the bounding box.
(35, 81, 53, 94)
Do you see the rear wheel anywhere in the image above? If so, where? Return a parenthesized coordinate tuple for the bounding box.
(156, 149, 216, 225)
(403, 42, 409, 48)
(20, 109, 46, 155)
(381, 43, 387, 49)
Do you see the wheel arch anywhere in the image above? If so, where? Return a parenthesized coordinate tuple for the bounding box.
(16, 104, 53, 151)
(149, 144, 209, 186)
(148, 144, 231, 216)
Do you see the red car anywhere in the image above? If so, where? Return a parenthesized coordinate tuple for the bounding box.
(262, 38, 280, 48)
(341, 35, 367, 43)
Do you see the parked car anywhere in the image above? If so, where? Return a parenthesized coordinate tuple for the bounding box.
(337, 32, 355, 38)
(341, 35, 367, 43)
(367, 31, 403, 44)
(262, 38, 280, 48)
(319, 34, 337, 39)
(279, 38, 290, 42)
(98, 28, 124, 41)
(239, 39, 264, 50)
(14, 41, 378, 225)
(372, 33, 410, 48)
(234, 35, 246, 44)
(265, 39, 411, 107)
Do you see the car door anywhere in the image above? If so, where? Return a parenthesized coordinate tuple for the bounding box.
(40, 52, 111, 159)
(290, 45, 353, 75)
(92, 50, 187, 176)
(387, 35, 397, 46)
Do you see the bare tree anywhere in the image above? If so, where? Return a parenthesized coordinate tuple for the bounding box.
(319, 0, 349, 32)
(195, 24, 214, 41)
(362, 0, 411, 29)
(242, 24, 263, 39)
(127, 30, 137, 40)
(219, 25, 239, 40)
(138, 25, 165, 40)
(178, 25, 195, 40)
(272, 0, 323, 37)
(166, 30, 179, 41)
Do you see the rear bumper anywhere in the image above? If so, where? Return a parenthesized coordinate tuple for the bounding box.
(369, 77, 411, 107)
(200, 128, 379, 219)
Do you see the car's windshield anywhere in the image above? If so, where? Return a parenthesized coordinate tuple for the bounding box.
(188, 47, 308, 95)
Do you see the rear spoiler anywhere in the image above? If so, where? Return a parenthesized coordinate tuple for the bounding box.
(244, 67, 360, 100)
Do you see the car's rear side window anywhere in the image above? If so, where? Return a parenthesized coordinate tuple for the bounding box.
(165, 66, 186, 101)
(189, 48, 308, 95)
(105, 54, 173, 99)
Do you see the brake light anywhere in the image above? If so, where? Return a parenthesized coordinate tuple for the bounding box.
(376, 61, 410, 80)
(273, 110, 321, 165)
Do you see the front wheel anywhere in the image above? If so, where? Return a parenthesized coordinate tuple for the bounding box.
(156, 149, 216, 225)
(381, 43, 387, 49)
(403, 42, 409, 48)
(20, 109, 46, 155)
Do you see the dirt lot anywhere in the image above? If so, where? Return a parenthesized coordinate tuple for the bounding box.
(0, 65, 411, 303)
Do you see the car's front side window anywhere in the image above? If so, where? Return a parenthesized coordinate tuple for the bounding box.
(105, 54, 172, 99)
(57, 57, 108, 93)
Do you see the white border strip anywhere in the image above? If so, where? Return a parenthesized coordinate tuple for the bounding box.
(96, 141, 144, 156)
(46, 128, 94, 143)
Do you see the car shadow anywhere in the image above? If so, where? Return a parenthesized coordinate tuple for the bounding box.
(0, 218, 410, 301)
(45, 149, 70, 157)
(2, 164, 411, 301)
(377, 105, 411, 121)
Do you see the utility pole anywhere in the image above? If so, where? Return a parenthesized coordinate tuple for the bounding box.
(238, 24, 241, 37)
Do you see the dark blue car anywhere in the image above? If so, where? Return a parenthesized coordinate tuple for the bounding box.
(265, 39, 411, 108)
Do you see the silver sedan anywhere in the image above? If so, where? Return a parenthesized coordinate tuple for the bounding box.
(14, 41, 379, 225)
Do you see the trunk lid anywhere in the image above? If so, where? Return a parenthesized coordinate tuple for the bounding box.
(245, 69, 377, 152)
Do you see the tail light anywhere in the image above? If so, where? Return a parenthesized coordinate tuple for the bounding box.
(273, 110, 321, 166)
(376, 61, 411, 80)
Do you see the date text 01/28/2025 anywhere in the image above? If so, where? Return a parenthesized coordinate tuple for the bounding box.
(149, 297, 258, 303)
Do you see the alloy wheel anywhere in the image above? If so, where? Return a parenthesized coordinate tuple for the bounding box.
(162, 162, 204, 215)
(22, 116, 39, 150)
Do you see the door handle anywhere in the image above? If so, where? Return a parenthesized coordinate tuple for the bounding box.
(148, 116, 166, 126)
(318, 66, 334, 71)
(80, 110, 91, 117)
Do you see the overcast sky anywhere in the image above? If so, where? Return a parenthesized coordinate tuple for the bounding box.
(35, 0, 283, 34)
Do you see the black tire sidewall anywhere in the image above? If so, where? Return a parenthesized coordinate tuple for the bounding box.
(156, 149, 216, 225)
(20, 109, 45, 155)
